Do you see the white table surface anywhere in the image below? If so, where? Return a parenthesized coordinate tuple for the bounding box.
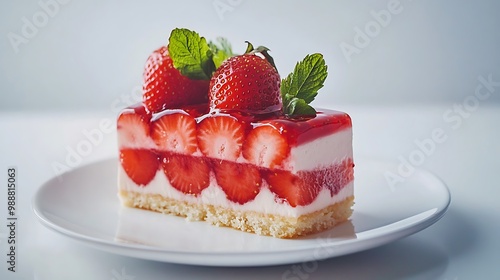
(1, 104, 499, 280)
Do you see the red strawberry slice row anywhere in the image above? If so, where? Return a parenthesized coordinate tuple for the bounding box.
(143, 46, 209, 113)
(264, 170, 320, 207)
(243, 125, 290, 168)
(197, 115, 245, 161)
(209, 54, 282, 114)
(162, 154, 210, 195)
(213, 160, 261, 204)
(152, 113, 198, 154)
(120, 149, 159, 186)
(117, 108, 152, 149)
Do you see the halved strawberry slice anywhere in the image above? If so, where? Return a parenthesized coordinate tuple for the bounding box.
(243, 125, 290, 168)
(120, 149, 159, 186)
(151, 113, 198, 154)
(162, 154, 210, 195)
(213, 161, 261, 204)
(197, 115, 245, 161)
(264, 170, 320, 207)
(117, 108, 152, 149)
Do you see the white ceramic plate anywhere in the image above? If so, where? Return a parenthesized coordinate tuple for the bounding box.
(33, 158, 450, 266)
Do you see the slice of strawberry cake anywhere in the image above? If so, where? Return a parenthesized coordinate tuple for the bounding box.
(117, 28, 354, 238)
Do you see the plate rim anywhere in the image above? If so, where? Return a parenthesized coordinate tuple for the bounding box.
(32, 157, 451, 266)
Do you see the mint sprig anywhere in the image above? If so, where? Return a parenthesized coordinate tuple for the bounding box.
(168, 28, 234, 80)
(281, 53, 328, 117)
(209, 37, 234, 69)
(168, 28, 216, 80)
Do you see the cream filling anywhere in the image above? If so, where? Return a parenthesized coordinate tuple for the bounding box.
(285, 128, 353, 172)
(118, 164, 353, 218)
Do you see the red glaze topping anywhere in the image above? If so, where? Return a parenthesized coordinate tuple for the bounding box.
(255, 109, 352, 147)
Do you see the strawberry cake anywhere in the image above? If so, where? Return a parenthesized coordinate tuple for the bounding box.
(117, 28, 354, 238)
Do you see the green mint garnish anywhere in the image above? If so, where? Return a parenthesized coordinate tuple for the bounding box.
(286, 98, 317, 116)
(168, 28, 216, 80)
(209, 37, 234, 69)
(281, 53, 328, 117)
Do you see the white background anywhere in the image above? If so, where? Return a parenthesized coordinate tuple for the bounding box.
(1, 0, 500, 111)
(1, 1, 500, 280)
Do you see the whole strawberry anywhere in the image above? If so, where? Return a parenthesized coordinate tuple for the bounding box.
(209, 45, 282, 114)
(142, 46, 209, 113)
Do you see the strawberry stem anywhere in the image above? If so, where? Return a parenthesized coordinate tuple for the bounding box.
(244, 41, 254, 53)
(256, 47, 277, 71)
(244, 41, 278, 72)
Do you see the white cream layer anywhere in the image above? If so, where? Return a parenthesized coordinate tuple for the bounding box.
(285, 127, 353, 172)
(118, 163, 353, 218)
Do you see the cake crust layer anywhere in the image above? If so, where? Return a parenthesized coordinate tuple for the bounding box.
(119, 190, 354, 238)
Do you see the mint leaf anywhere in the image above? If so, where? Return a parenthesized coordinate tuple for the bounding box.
(209, 37, 233, 69)
(281, 53, 328, 117)
(281, 53, 327, 103)
(168, 28, 216, 80)
(286, 97, 316, 116)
